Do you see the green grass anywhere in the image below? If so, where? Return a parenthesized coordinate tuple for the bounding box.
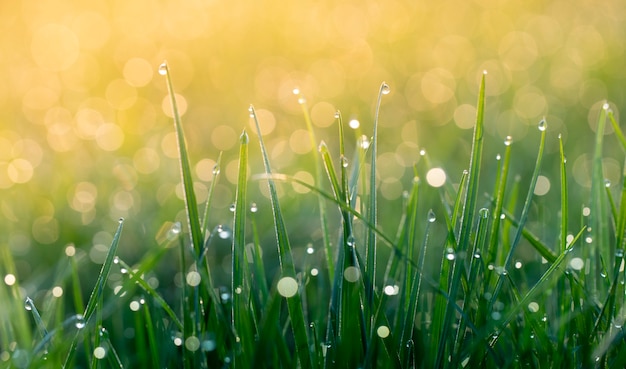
(3, 65, 626, 368)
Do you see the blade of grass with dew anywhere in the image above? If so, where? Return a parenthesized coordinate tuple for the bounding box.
(499, 208, 557, 263)
(160, 61, 203, 258)
(435, 71, 486, 368)
(252, 288, 293, 368)
(0, 243, 32, 352)
(608, 109, 626, 152)
(487, 138, 512, 264)
(142, 297, 161, 367)
(590, 104, 611, 296)
(366, 82, 389, 317)
(249, 105, 314, 369)
(618, 162, 626, 251)
(63, 218, 124, 368)
(201, 151, 223, 236)
(490, 118, 548, 307)
(232, 129, 253, 368)
(295, 89, 334, 283)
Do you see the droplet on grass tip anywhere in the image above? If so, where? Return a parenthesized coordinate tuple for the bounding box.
(538, 119, 547, 131)
(277, 276, 298, 298)
(340, 155, 348, 168)
(504, 136, 512, 146)
(248, 105, 255, 118)
(240, 130, 249, 144)
(118, 217, 124, 223)
(306, 246, 314, 255)
(427, 210, 436, 223)
(212, 164, 221, 175)
(381, 82, 391, 95)
(605, 179, 611, 188)
(479, 208, 489, 218)
(250, 203, 258, 213)
(603, 102, 610, 111)
(158, 62, 168, 75)
(24, 297, 33, 311)
(75, 315, 86, 329)
(334, 111, 340, 119)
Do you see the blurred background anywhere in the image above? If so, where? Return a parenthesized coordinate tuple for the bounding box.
(1, 0, 625, 285)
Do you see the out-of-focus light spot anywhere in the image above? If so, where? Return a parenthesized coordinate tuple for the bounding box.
(527, 302, 540, 313)
(211, 125, 238, 151)
(376, 325, 390, 338)
(421, 68, 456, 104)
(65, 245, 76, 257)
(185, 336, 201, 352)
(186, 271, 201, 287)
(534, 175, 551, 196)
(293, 171, 313, 194)
(582, 207, 591, 217)
(349, 119, 360, 129)
(475, 60, 511, 96)
(52, 286, 63, 297)
(454, 104, 477, 130)
(383, 285, 399, 296)
(289, 129, 312, 154)
(123, 58, 154, 87)
(381, 178, 403, 200)
(32, 216, 59, 244)
(129, 301, 141, 311)
(225, 160, 249, 185)
(7, 159, 34, 184)
(161, 132, 179, 158)
(75, 108, 105, 140)
(22, 86, 59, 111)
(498, 32, 538, 71)
(112, 191, 135, 212)
(69, 182, 98, 213)
(96, 123, 124, 151)
(133, 148, 160, 174)
(93, 346, 106, 359)
(162, 93, 188, 118)
(513, 87, 547, 119)
(344, 266, 360, 282)
(195, 158, 217, 182)
(4, 274, 16, 286)
(249, 109, 277, 136)
(570, 257, 585, 270)
(277, 276, 298, 298)
(377, 152, 405, 180)
(31, 24, 80, 71)
(311, 102, 336, 128)
(175, 181, 208, 204)
(310, 268, 319, 276)
(426, 168, 446, 188)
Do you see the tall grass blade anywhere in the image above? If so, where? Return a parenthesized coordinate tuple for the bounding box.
(232, 129, 253, 367)
(435, 71, 485, 368)
(249, 105, 314, 369)
(160, 61, 204, 257)
(63, 219, 124, 368)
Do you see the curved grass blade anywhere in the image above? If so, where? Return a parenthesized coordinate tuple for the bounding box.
(487, 138, 512, 263)
(160, 61, 203, 257)
(201, 151, 223, 236)
(249, 105, 314, 369)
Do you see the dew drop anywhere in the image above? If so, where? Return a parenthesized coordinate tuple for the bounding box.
(113, 256, 120, 264)
(340, 155, 349, 168)
(75, 315, 86, 329)
(358, 135, 370, 149)
(616, 249, 624, 258)
(427, 210, 436, 223)
(538, 119, 547, 131)
(334, 111, 340, 119)
(504, 136, 512, 146)
(248, 105, 255, 118)
(496, 154, 501, 161)
(170, 222, 181, 235)
(346, 235, 356, 247)
(558, 133, 562, 140)
(298, 97, 306, 105)
(229, 203, 236, 212)
(603, 102, 610, 111)
(306, 246, 314, 255)
(479, 208, 489, 218)
(212, 164, 221, 175)
(605, 179, 611, 188)
(118, 217, 125, 224)
(419, 149, 426, 156)
(381, 82, 391, 95)
(292, 88, 300, 95)
(234, 286, 242, 294)
(483, 70, 488, 75)
(158, 62, 168, 75)
(250, 203, 258, 213)
(24, 297, 33, 311)
(473, 252, 481, 259)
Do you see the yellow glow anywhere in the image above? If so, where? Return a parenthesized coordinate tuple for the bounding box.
(31, 24, 79, 71)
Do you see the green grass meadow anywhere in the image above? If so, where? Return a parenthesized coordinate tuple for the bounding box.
(5, 1, 626, 368)
(3, 63, 626, 368)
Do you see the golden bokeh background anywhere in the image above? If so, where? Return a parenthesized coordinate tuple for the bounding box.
(1, 0, 625, 274)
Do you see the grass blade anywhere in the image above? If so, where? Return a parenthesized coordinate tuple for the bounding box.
(249, 105, 314, 369)
(160, 61, 204, 257)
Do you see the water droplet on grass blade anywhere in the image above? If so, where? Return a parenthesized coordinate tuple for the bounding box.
(504, 136, 512, 146)
(381, 82, 391, 95)
(347, 235, 355, 247)
(334, 111, 340, 119)
(158, 62, 168, 75)
(75, 315, 86, 329)
(479, 208, 489, 218)
(605, 179, 611, 188)
(24, 297, 33, 311)
(250, 203, 258, 213)
(118, 217, 124, 223)
(229, 204, 236, 212)
(427, 210, 436, 223)
(212, 164, 221, 175)
(340, 155, 348, 168)
(538, 119, 547, 131)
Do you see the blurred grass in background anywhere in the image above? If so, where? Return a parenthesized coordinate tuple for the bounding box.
(0, 0, 625, 294)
